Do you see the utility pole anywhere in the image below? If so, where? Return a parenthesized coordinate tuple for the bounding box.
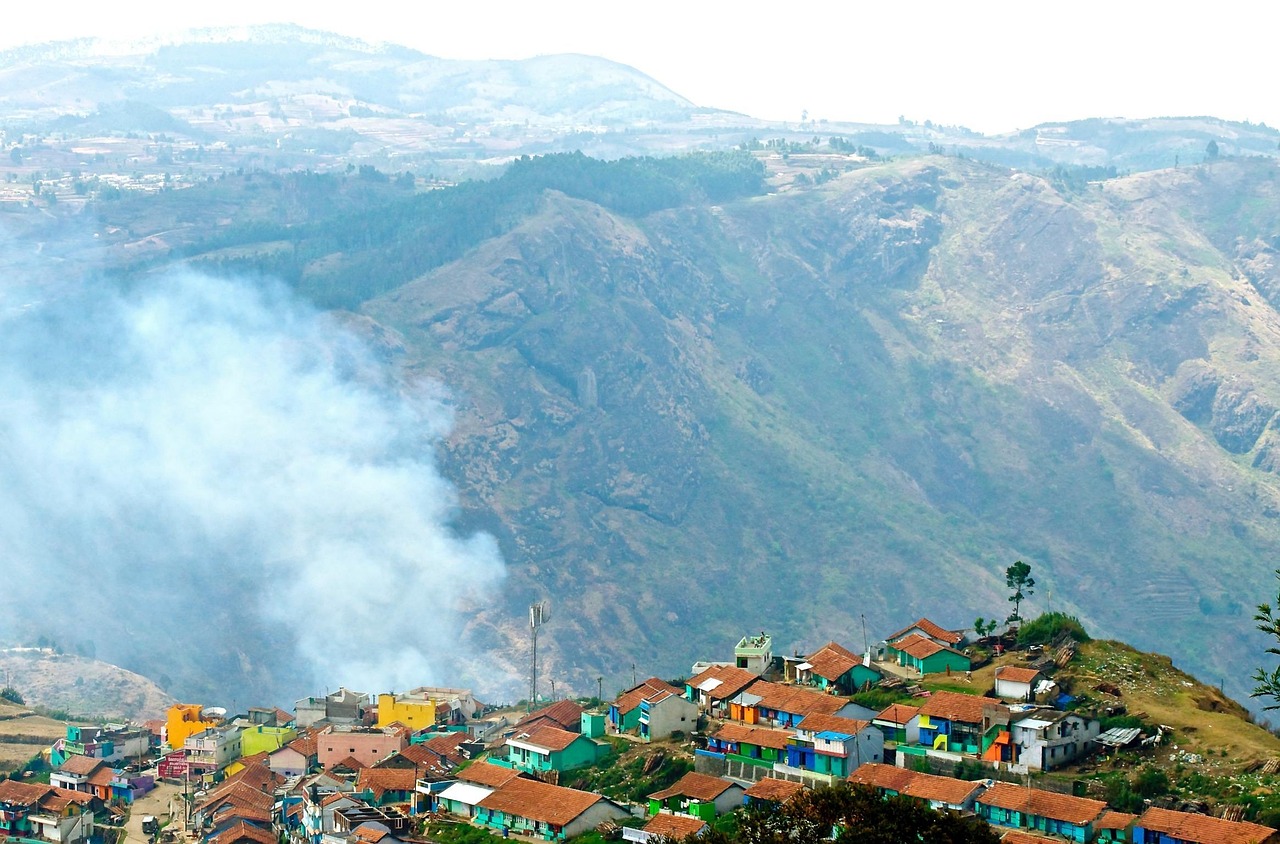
(631, 663, 636, 687)
(596, 677, 603, 704)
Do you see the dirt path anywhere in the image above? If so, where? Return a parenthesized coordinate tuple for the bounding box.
(121, 780, 185, 844)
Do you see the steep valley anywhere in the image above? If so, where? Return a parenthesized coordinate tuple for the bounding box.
(7, 150, 1280, 711)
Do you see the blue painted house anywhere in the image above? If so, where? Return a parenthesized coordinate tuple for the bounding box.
(784, 714, 884, 779)
(1131, 806, 1278, 843)
(976, 782, 1107, 842)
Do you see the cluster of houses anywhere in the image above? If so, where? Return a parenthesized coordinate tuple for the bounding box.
(3, 622, 1276, 844)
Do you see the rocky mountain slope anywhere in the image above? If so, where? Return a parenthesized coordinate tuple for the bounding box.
(0, 649, 175, 720)
(354, 155, 1280, 704)
(6, 148, 1280, 711)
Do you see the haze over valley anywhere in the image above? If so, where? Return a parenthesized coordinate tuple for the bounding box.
(2, 25, 1280, 717)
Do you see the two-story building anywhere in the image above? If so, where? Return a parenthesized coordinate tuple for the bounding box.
(184, 724, 244, 775)
(1009, 709, 1100, 771)
(241, 723, 298, 757)
(317, 724, 408, 770)
(51, 724, 150, 768)
(684, 665, 761, 715)
(734, 633, 774, 675)
(166, 704, 222, 753)
(784, 714, 883, 780)
(375, 687, 481, 731)
(296, 688, 370, 728)
(912, 691, 1009, 759)
(609, 678, 696, 741)
(0, 779, 97, 844)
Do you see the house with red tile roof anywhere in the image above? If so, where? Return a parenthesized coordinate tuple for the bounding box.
(516, 699, 585, 734)
(1133, 806, 1280, 844)
(51, 755, 112, 798)
(504, 725, 607, 774)
(417, 731, 470, 766)
(994, 666, 1044, 701)
(848, 762, 986, 812)
(796, 641, 882, 694)
(727, 680, 864, 729)
(632, 811, 709, 842)
(886, 633, 971, 676)
(475, 776, 629, 840)
(609, 678, 697, 742)
(0, 780, 96, 844)
(976, 781, 1108, 842)
(915, 691, 1009, 757)
(457, 761, 524, 789)
(355, 766, 419, 806)
(684, 665, 761, 714)
(742, 777, 806, 808)
(374, 741, 456, 782)
(1093, 809, 1135, 842)
(885, 618, 967, 648)
(270, 732, 318, 778)
(788, 714, 884, 778)
(206, 818, 277, 844)
(705, 722, 794, 772)
(872, 703, 921, 745)
(648, 772, 744, 821)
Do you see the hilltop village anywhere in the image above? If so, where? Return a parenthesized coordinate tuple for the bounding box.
(1, 618, 1277, 844)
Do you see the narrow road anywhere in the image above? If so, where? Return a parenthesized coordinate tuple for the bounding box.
(121, 780, 185, 844)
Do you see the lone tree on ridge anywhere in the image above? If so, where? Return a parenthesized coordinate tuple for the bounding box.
(1005, 560, 1035, 625)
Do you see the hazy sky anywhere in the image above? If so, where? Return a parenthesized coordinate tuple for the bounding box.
(2, 1, 1277, 133)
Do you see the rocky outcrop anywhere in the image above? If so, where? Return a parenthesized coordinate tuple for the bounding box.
(1210, 379, 1276, 454)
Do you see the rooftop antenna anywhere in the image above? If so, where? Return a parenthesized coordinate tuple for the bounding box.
(528, 601, 549, 713)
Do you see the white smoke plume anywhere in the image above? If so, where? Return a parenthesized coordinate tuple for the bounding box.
(0, 271, 505, 705)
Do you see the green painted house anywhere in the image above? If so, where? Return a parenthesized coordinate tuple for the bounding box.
(504, 725, 605, 774)
(798, 641, 882, 693)
(704, 723, 792, 770)
(647, 772, 745, 821)
(885, 633, 970, 676)
(476, 777, 630, 840)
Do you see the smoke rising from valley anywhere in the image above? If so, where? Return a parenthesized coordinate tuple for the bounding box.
(0, 271, 506, 705)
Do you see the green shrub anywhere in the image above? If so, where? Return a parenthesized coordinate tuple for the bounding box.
(1017, 612, 1091, 646)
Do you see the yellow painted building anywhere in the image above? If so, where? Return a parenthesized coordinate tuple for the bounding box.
(166, 704, 220, 751)
(376, 693, 438, 731)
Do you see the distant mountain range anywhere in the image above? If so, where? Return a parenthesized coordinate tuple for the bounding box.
(0, 26, 1277, 173)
